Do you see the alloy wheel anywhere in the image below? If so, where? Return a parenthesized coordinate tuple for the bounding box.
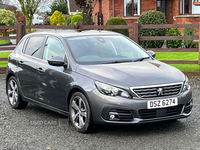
(8, 79, 18, 106)
(70, 96, 87, 129)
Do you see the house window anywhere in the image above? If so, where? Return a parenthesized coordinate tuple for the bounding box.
(180, 0, 189, 14)
(192, 0, 200, 14)
(124, 0, 140, 16)
(180, 0, 200, 14)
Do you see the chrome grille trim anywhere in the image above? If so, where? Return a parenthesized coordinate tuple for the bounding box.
(130, 82, 183, 99)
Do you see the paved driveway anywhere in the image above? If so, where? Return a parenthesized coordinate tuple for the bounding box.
(0, 74, 200, 150)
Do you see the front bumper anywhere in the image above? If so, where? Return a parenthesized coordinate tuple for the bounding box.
(88, 87, 193, 125)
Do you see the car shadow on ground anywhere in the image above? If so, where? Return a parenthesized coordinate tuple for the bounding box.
(21, 103, 188, 135)
(94, 120, 186, 135)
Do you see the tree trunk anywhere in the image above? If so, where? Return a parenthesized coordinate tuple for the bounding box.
(82, 11, 92, 25)
(26, 17, 32, 25)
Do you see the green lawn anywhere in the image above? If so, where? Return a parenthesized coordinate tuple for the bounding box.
(155, 52, 199, 71)
(31, 28, 36, 32)
(0, 52, 11, 67)
(0, 61, 8, 67)
(0, 51, 199, 71)
(0, 39, 11, 45)
(0, 52, 11, 58)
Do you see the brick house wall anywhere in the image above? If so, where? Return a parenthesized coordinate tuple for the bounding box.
(93, 0, 100, 21)
(102, 0, 110, 24)
(170, 0, 200, 35)
(93, 0, 200, 36)
(141, 0, 157, 12)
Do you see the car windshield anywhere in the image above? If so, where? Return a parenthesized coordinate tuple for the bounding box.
(39, 17, 43, 20)
(65, 35, 150, 64)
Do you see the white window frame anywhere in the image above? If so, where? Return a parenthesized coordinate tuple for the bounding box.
(124, 0, 140, 16)
(192, 0, 200, 14)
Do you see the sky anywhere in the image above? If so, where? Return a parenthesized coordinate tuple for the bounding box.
(2, 0, 56, 13)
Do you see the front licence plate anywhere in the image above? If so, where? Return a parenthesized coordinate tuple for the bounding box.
(147, 98, 178, 109)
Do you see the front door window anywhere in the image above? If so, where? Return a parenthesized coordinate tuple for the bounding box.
(43, 37, 65, 61)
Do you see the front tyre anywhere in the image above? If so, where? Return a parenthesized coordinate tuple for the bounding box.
(69, 92, 94, 133)
(7, 76, 28, 109)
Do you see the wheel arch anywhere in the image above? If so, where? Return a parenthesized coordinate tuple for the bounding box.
(66, 85, 92, 112)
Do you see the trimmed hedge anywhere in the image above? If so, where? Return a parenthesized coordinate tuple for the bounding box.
(138, 10, 167, 48)
(184, 22, 195, 48)
(71, 15, 83, 25)
(50, 10, 65, 25)
(67, 17, 72, 25)
(166, 28, 182, 48)
(105, 17, 129, 37)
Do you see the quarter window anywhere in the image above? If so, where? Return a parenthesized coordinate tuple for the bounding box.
(23, 36, 45, 58)
(14, 38, 25, 53)
(124, 0, 140, 16)
(43, 37, 65, 61)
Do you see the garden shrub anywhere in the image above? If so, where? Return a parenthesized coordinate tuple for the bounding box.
(45, 16, 50, 25)
(50, 10, 65, 26)
(184, 22, 195, 48)
(166, 28, 182, 48)
(0, 9, 16, 36)
(192, 42, 199, 48)
(75, 12, 93, 22)
(138, 10, 167, 48)
(67, 17, 72, 25)
(105, 17, 129, 37)
(76, 12, 83, 16)
(71, 15, 83, 25)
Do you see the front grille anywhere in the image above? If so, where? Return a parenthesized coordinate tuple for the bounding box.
(131, 83, 182, 98)
(139, 105, 183, 119)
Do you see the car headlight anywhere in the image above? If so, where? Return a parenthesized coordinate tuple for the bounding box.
(182, 76, 189, 92)
(95, 81, 131, 98)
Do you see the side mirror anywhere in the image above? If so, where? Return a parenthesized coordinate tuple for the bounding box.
(147, 50, 156, 58)
(48, 56, 67, 67)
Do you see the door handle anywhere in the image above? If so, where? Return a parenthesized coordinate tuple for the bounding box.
(38, 68, 45, 74)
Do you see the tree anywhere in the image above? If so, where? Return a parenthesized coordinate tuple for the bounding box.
(18, 0, 41, 25)
(5, 5, 17, 14)
(37, 0, 53, 13)
(2, 0, 21, 10)
(47, 0, 68, 16)
(74, 0, 97, 25)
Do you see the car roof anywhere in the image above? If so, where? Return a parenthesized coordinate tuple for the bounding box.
(26, 30, 120, 38)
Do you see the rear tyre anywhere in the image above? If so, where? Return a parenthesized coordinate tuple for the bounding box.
(69, 92, 95, 133)
(7, 76, 28, 109)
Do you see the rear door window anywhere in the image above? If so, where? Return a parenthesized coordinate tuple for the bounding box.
(23, 36, 45, 58)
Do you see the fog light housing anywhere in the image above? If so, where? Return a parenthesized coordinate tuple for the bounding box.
(183, 99, 193, 114)
(109, 112, 120, 121)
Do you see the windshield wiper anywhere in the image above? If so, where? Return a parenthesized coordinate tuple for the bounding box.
(133, 57, 150, 62)
(106, 60, 133, 64)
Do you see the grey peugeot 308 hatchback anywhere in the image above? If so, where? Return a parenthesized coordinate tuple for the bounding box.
(6, 31, 193, 133)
